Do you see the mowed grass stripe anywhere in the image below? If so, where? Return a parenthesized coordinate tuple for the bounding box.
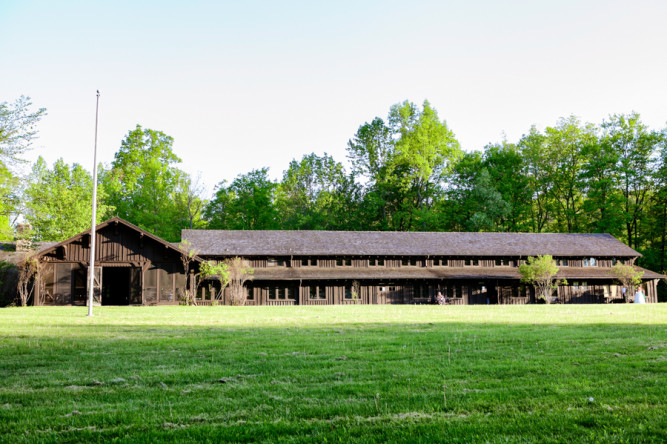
(0, 305, 665, 443)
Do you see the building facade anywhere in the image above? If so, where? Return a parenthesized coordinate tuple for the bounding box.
(32, 218, 663, 306)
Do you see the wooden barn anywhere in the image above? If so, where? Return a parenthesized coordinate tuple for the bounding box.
(31, 217, 663, 306)
(182, 229, 664, 305)
(32, 218, 193, 306)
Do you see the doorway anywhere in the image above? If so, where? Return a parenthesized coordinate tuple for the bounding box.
(102, 267, 131, 305)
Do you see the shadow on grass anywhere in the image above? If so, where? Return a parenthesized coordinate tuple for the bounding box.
(1, 307, 666, 442)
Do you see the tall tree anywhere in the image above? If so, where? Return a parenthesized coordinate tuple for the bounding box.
(0, 96, 47, 165)
(173, 174, 207, 230)
(481, 142, 532, 232)
(276, 153, 358, 230)
(601, 113, 659, 248)
(24, 157, 112, 241)
(580, 130, 625, 237)
(102, 125, 186, 241)
(543, 116, 594, 233)
(204, 168, 278, 230)
(519, 127, 553, 232)
(346, 100, 462, 231)
(0, 96, 46, 239)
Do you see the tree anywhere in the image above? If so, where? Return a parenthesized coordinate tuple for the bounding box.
(580, 131, 625, 237)
(0, 96, 46, 239)
(519, 127, 553, 232)
(103, 125, 187, 241)
(199, 260, 230, 302)
(0, 96, 47, 164)
(601, 113, 659, 248)
(609, 263, 644, 303)
(482, 142, 533, 232)
(347, 117, 393, 184)
(204, 168, 278, 230)
(224, 257, 254, 306)
(543, 117, 595, 233)
(17, 254, 40, 307)
(346, 100, 462, 231)
(276, 153, 357, 230)
(519, 255, 565, 303)
(177, 239, 200, 306)
(23, 157, 112, 241)
(174, 175, 206, 230)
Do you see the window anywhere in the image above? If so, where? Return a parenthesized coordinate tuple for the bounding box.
(344, 286, 352, 299)
(268, 286, 296, 300)
(573, 282, 579, 290)
(247, 286, 254, 300)
(345, 259, 352, 266)
(401, 259, 409, 266)
(267, 258, 277, 267)
(369, 259, 376, 266)
(589, 258, 596, 266)
(336, 258, 343, 266)
(582, 258, 590, 267)
(377, 259, 384, 266)
(465, 259, 471, 266)
(309, 286, 326, 300)
(559, 259, 569, 266)
(414, 285, 429, 299)
(581, 281, 588, 290)
(611, 258, 617, 265)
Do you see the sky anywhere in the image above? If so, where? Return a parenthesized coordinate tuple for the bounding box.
(1, 0, 666, 196)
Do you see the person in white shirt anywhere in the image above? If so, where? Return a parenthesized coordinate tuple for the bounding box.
(633, 286, 646, 304)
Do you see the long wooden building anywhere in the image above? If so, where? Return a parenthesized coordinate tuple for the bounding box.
(31, 217, 663, 306)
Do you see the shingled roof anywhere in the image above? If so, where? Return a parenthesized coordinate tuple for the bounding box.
(250, 266, 663, 281)
(182, 230, 640, 258)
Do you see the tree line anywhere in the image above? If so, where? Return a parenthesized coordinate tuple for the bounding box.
(2, 96, 666, 284)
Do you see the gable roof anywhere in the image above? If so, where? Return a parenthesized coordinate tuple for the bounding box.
(182, 230, 640, 258)
(34, 217, 199, 261)
(249, 265, 663, 281)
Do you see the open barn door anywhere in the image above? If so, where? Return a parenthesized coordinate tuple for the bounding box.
(88, 266, 102, 305)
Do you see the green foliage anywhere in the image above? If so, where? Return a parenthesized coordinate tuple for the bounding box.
(609, 263, 644, 301)
(199, 260, 230, 301)
(0, 305, 665, 442)
(276, 153, 359, 230)
(0, 95, 47, 164)
(519, 255, 564, 303)
(346, 100, 462, 230)
(204, 168, 278, 230)
(103, 125, 194, 241)
(23, 157, 112, 241)
(224, 257, 254, 306)
(0, 96, 46, 239)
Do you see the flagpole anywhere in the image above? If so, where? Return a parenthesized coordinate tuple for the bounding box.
(87, 90, 100, 317)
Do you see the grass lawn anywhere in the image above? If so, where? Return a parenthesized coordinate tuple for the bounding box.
(0, 305, 665, 443)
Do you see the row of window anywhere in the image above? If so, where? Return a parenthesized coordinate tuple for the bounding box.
(266, 257, 622, 268)
(264, 285, 358, 300)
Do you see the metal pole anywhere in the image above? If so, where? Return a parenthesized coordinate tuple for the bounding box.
(87, 90, 100, 317)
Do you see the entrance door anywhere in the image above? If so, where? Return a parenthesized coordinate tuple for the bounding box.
(102, 267, 131, 305)
(379, 285, 403, 304)
(469, 282, 498, 305)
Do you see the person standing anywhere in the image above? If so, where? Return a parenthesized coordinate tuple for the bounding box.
(633, 286, 646, 304)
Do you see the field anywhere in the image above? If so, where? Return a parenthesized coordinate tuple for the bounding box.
(1, 305, 665, 443)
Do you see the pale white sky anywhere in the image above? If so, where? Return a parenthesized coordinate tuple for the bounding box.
(1, 0, 666, 196)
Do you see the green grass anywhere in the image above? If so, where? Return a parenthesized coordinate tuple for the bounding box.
(0, 305, 665, 443)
